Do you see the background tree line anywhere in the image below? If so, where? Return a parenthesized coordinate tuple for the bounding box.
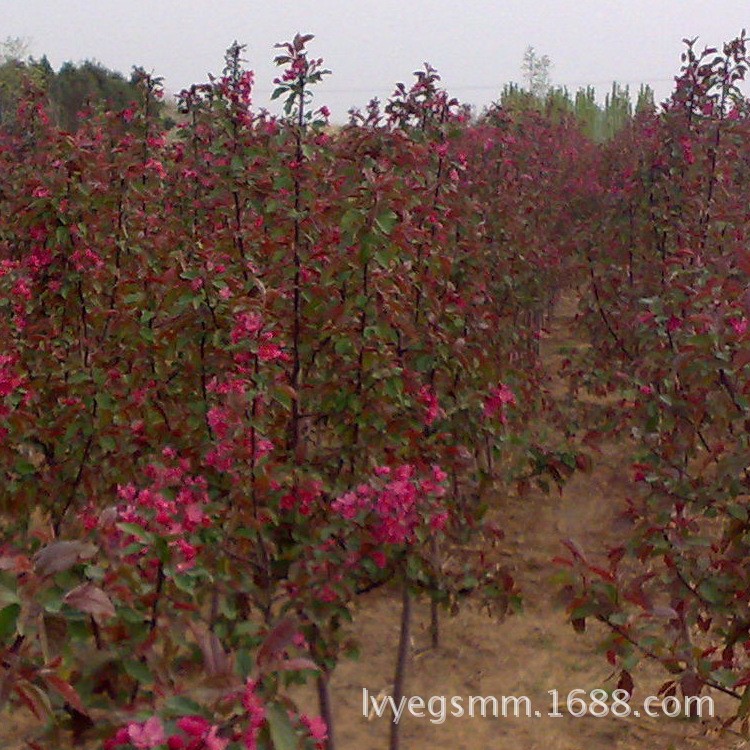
(0, 36, 655, 139)
(0, 36, 171, 131)
(498, 45, 656, 141)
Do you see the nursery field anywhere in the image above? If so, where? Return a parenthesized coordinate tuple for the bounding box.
(2, 32, 750, 750)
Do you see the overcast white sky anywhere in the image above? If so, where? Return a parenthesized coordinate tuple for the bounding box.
(5, 1, 750, 120)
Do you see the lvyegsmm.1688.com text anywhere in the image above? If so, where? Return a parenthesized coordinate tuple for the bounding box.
(362, 688, 715, 724)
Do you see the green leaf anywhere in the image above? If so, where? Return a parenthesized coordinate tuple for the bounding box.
(334, 338, 354, 355)
(0, 604, 20, 641)
(341, 208, 362, 233)
(266, 703, 298, 750)
(729, 504, 748, 522)
(55, 226, 71, 246)
(14, 459, 36, 477)
(164, 695, 206, 717)
(698, 580, 725, 605)
(236, 648, 253, 680)
(99, 435, 117, 454)
(375, 209, 398, 235)
(117, 522, 152, 543)
(124, 659, 153, 685)
(413, 353, 435, 372)
(273, 387, 292, 411)
(710, 668, 738, 688)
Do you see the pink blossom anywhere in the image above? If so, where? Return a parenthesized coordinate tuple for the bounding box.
(483, 383, 516, 421)
(175, 539, 198, 571)
(243, 680, 266, 750)
(317, 585, 339, 603)
(127, 716, 165, 749)
(730, 317, 748, 335)
(12, 278, 32, 301)
(418, 385, 441, 426)
(255, 438, 274, 460)
(144, 158, 167, 179)
(231, 312, 264, 343)
(70, 247, 103, 272)
(371, 550, 388, 568)
(666, 315, 682, 333)
(293, 631, 309, 649)
(301, 715, 328, 745)
(176, 716, 210, 737)
(430, 511, 449, 531)
(679, 136, 695, 165)
(204, 726, 229, 750)
(258, 341, 285, 362)
(331, 490, 363, 519)
(175, 717, 227, 750)
(0, 355, 23, 397)
(207, 406, 231, 439)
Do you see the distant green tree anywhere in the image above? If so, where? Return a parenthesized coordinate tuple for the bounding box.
(496, 45, 658, 140)
(499, 81, 539, 111)
(635, 83, 656, 114)
(48, 60, 142, 130)
(0, 39, 51, 128)
(601, 82, 632, 139)
(0, 39, 166, 132)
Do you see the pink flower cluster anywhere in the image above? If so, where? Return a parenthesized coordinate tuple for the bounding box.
(418, 384, 442, 426)
(0, 353, 26, 439)
(104, 679, 323, 750)
(730, 316, 748, 336)
(105, 714, 228, 750)
(231, 311, 288, 363)
(482, 383, 516, 422)
(203, 379, 274, 474)
(0, 353, 24, 399)
(331, 464, 449, 546)
(280, 480, 323, 516)
(110, 451, 212, 572)
(241, 679, 266, 750)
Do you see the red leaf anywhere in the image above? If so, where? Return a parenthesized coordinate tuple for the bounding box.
(562, 538, 587, 563)
(64, 583, 116, 621)
(617, 670, 634, 699)
(188, 623, 231, 677)
(680, 672, 703, 697)
(14, 682, 50, 720)
(257, 617, 298, 666)
(41, 674, 87, 715)
(34, 541, 97, 577)
(262, 657, 319, 675)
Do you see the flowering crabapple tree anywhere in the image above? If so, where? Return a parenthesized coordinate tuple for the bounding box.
(560, 32, 750, 733)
